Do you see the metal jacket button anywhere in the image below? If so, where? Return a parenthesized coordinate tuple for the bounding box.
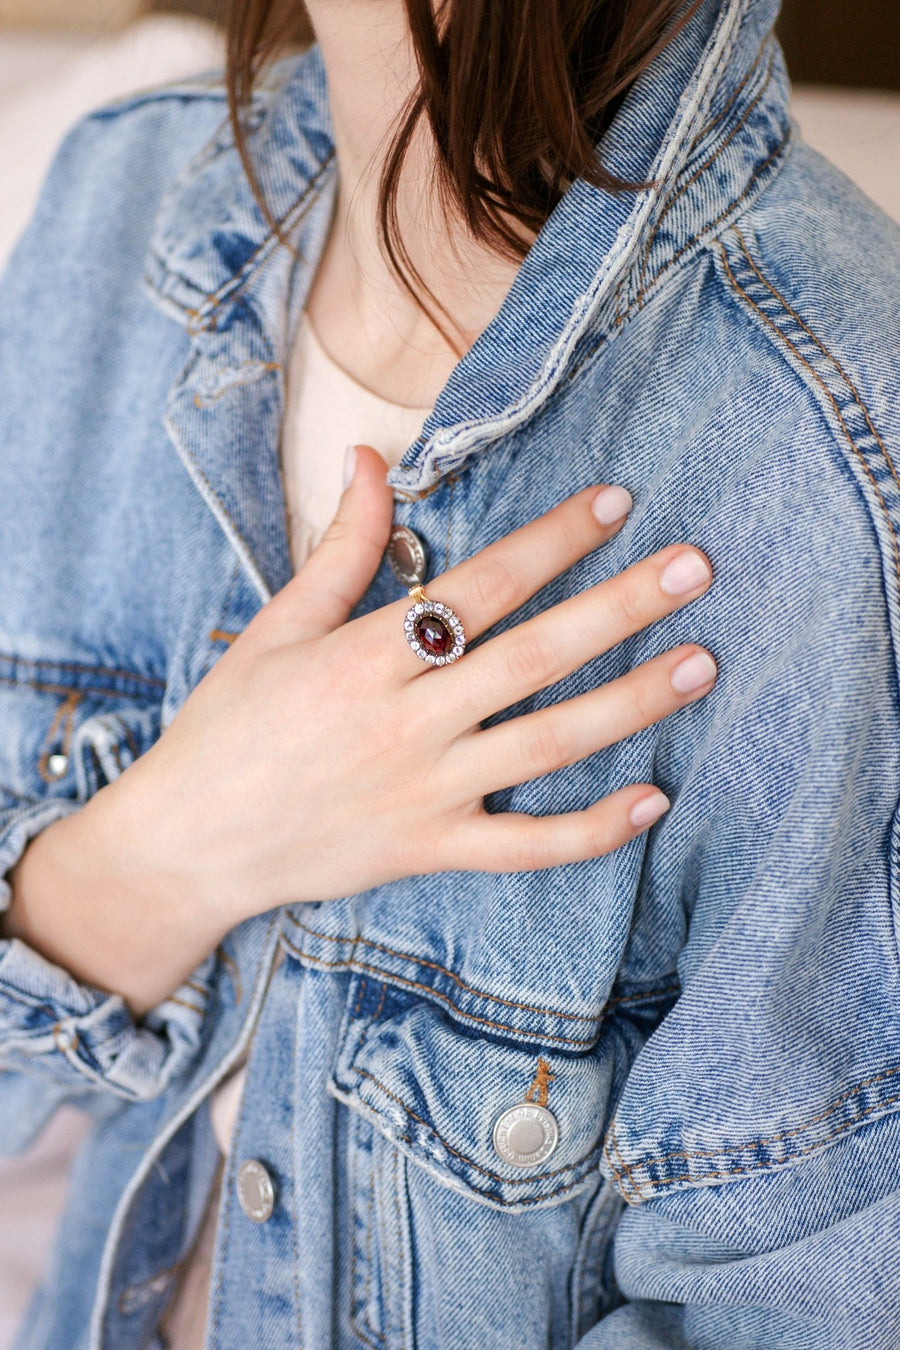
(236, 1159, 275, 1222)
(387, 524, 427, 587)
(492, 1104, 559, 1168)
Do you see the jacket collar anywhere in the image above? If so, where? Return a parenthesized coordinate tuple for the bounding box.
(144, 0, 789, 601)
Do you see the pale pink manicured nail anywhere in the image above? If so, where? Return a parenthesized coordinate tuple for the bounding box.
(671, 651, 718, 694)
(629, 790, 670, 830)
(659, 549, 712, 596)
(591, 485, 633, 525)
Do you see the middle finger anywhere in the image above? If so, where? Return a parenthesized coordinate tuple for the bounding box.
(437, 543, 712, 725)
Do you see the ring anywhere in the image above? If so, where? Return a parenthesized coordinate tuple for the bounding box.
(403, 585, 467, 666)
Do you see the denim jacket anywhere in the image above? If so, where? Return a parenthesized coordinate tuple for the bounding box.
(2, 0, 899, 1345)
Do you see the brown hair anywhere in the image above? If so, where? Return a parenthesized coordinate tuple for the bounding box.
(224, 0, 696, 343)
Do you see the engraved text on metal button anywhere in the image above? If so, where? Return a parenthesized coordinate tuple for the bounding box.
(492, 1103, 559, 1168)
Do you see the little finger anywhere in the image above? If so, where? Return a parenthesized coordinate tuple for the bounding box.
(448, 783, 671, 874)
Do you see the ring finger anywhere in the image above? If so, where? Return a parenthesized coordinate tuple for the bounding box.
(443, 644, 717, 798)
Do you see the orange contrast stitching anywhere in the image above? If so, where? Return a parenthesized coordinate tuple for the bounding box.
(718, 238, 900, 595)
(216, 944, 243, 1005)
(731, 222, 900, 501)
(612, 1060, 900, 1173)
(208, 629, 239, 645)
(608, 1116, 644, 1204)
(0, 651, 164, 689)
(37, 690, 82, 783)
(281, 937, 599, 1046)
(192, 362, 281, 408)
(354, 1067, 601, 1189)
(615, 126, 789, 334)
(285, 913, 677, 1026)
(688, 26, 773, 153)
(167, 994, 206, 1014)
(609, 1083, 900, 1193)
(524, 1057, 556, 1108)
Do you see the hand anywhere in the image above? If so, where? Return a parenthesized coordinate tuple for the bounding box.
(99, 445, 716, 931)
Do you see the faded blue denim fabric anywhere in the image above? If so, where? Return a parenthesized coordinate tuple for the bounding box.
(1, 0, 899, 1344)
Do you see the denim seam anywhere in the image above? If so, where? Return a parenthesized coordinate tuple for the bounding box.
(557, 129, 790, 402)
(177, 152, 335, 331)
(353, 1115, 383, 1349)
(0, 651, 165, 690)
(191, 361, 282, 408)
(284, 913, 676, 1026)
(0, 674, 158, 704)
(730, 223, 900, 500)
(717, 234, 900, 593)
(283, 939, 600, 1046)
(687, 25, 772, 152)
(605, 1060, 900, 1201)
(352, 1064, 602, 1192)
(391, 1145, 408, 1350)
(290, 955, 305, 1350)
(608, 1082, 900, 1197)
(621, 123, 791, 325)
(637, 40, 777, 304)
(284, 935, 678, 1048)
(349, 1064, 604, 1208)
(215, 943, 243, 1005)
(0, 782, 38, 805)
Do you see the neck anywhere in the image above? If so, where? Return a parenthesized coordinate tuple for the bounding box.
(302, 0, 535, 406)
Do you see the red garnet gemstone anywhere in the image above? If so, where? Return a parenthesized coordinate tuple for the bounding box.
(415, 613, 453, 656)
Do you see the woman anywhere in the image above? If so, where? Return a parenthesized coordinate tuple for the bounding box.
(0, 0, 898, 1345)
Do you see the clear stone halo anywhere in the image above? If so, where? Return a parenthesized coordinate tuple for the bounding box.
(403, 586, 467, 667)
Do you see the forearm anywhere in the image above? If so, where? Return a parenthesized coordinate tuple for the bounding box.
(0, 783, 232, 1021)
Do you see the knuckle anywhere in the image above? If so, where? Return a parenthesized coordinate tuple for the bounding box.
(607, 571, 649, 630)
(319, 517, 353, 548)
(627, 673, 659, 726)
(462, 555, 521, 616)
(512, 828, 555, 873)
(585, 809, 617, 858)
(501, 630, 558, 691)
(524, 714, 575, 776)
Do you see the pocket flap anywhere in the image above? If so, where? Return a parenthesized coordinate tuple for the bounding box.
(328, 974, 624, 1213)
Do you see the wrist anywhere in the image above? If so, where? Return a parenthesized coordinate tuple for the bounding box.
(5, 775, 233, 1020)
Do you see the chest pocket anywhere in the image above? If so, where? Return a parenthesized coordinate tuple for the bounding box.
(0, 653, 164, 809)
(331, 975, 622, 1212)
(321, 965, 673, 1350)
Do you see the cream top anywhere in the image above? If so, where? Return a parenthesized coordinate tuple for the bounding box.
(160, 312, 432, 1346)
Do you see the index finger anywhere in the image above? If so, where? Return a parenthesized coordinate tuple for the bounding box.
(395, 483, 634, 651)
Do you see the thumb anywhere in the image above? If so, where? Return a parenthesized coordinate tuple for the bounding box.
(268, 443, 395, 643)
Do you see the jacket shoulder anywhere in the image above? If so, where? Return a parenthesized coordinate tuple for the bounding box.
(707, 140, 900, 652)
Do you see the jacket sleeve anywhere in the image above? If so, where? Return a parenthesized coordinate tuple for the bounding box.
(0, 94, 231, 1155)
(0, 793, 220, 1154)
(575, 389, 900, 1345)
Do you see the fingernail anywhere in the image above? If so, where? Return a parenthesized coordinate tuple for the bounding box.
(629, 790, 670, 830)
(343, 444, 358, 490)
(659, 549, 711, 596)
(671, 650, 718, 694)
(591, 485, 633, 525)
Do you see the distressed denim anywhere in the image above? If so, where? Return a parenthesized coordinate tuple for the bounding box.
(1, 0, 899, 1346)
